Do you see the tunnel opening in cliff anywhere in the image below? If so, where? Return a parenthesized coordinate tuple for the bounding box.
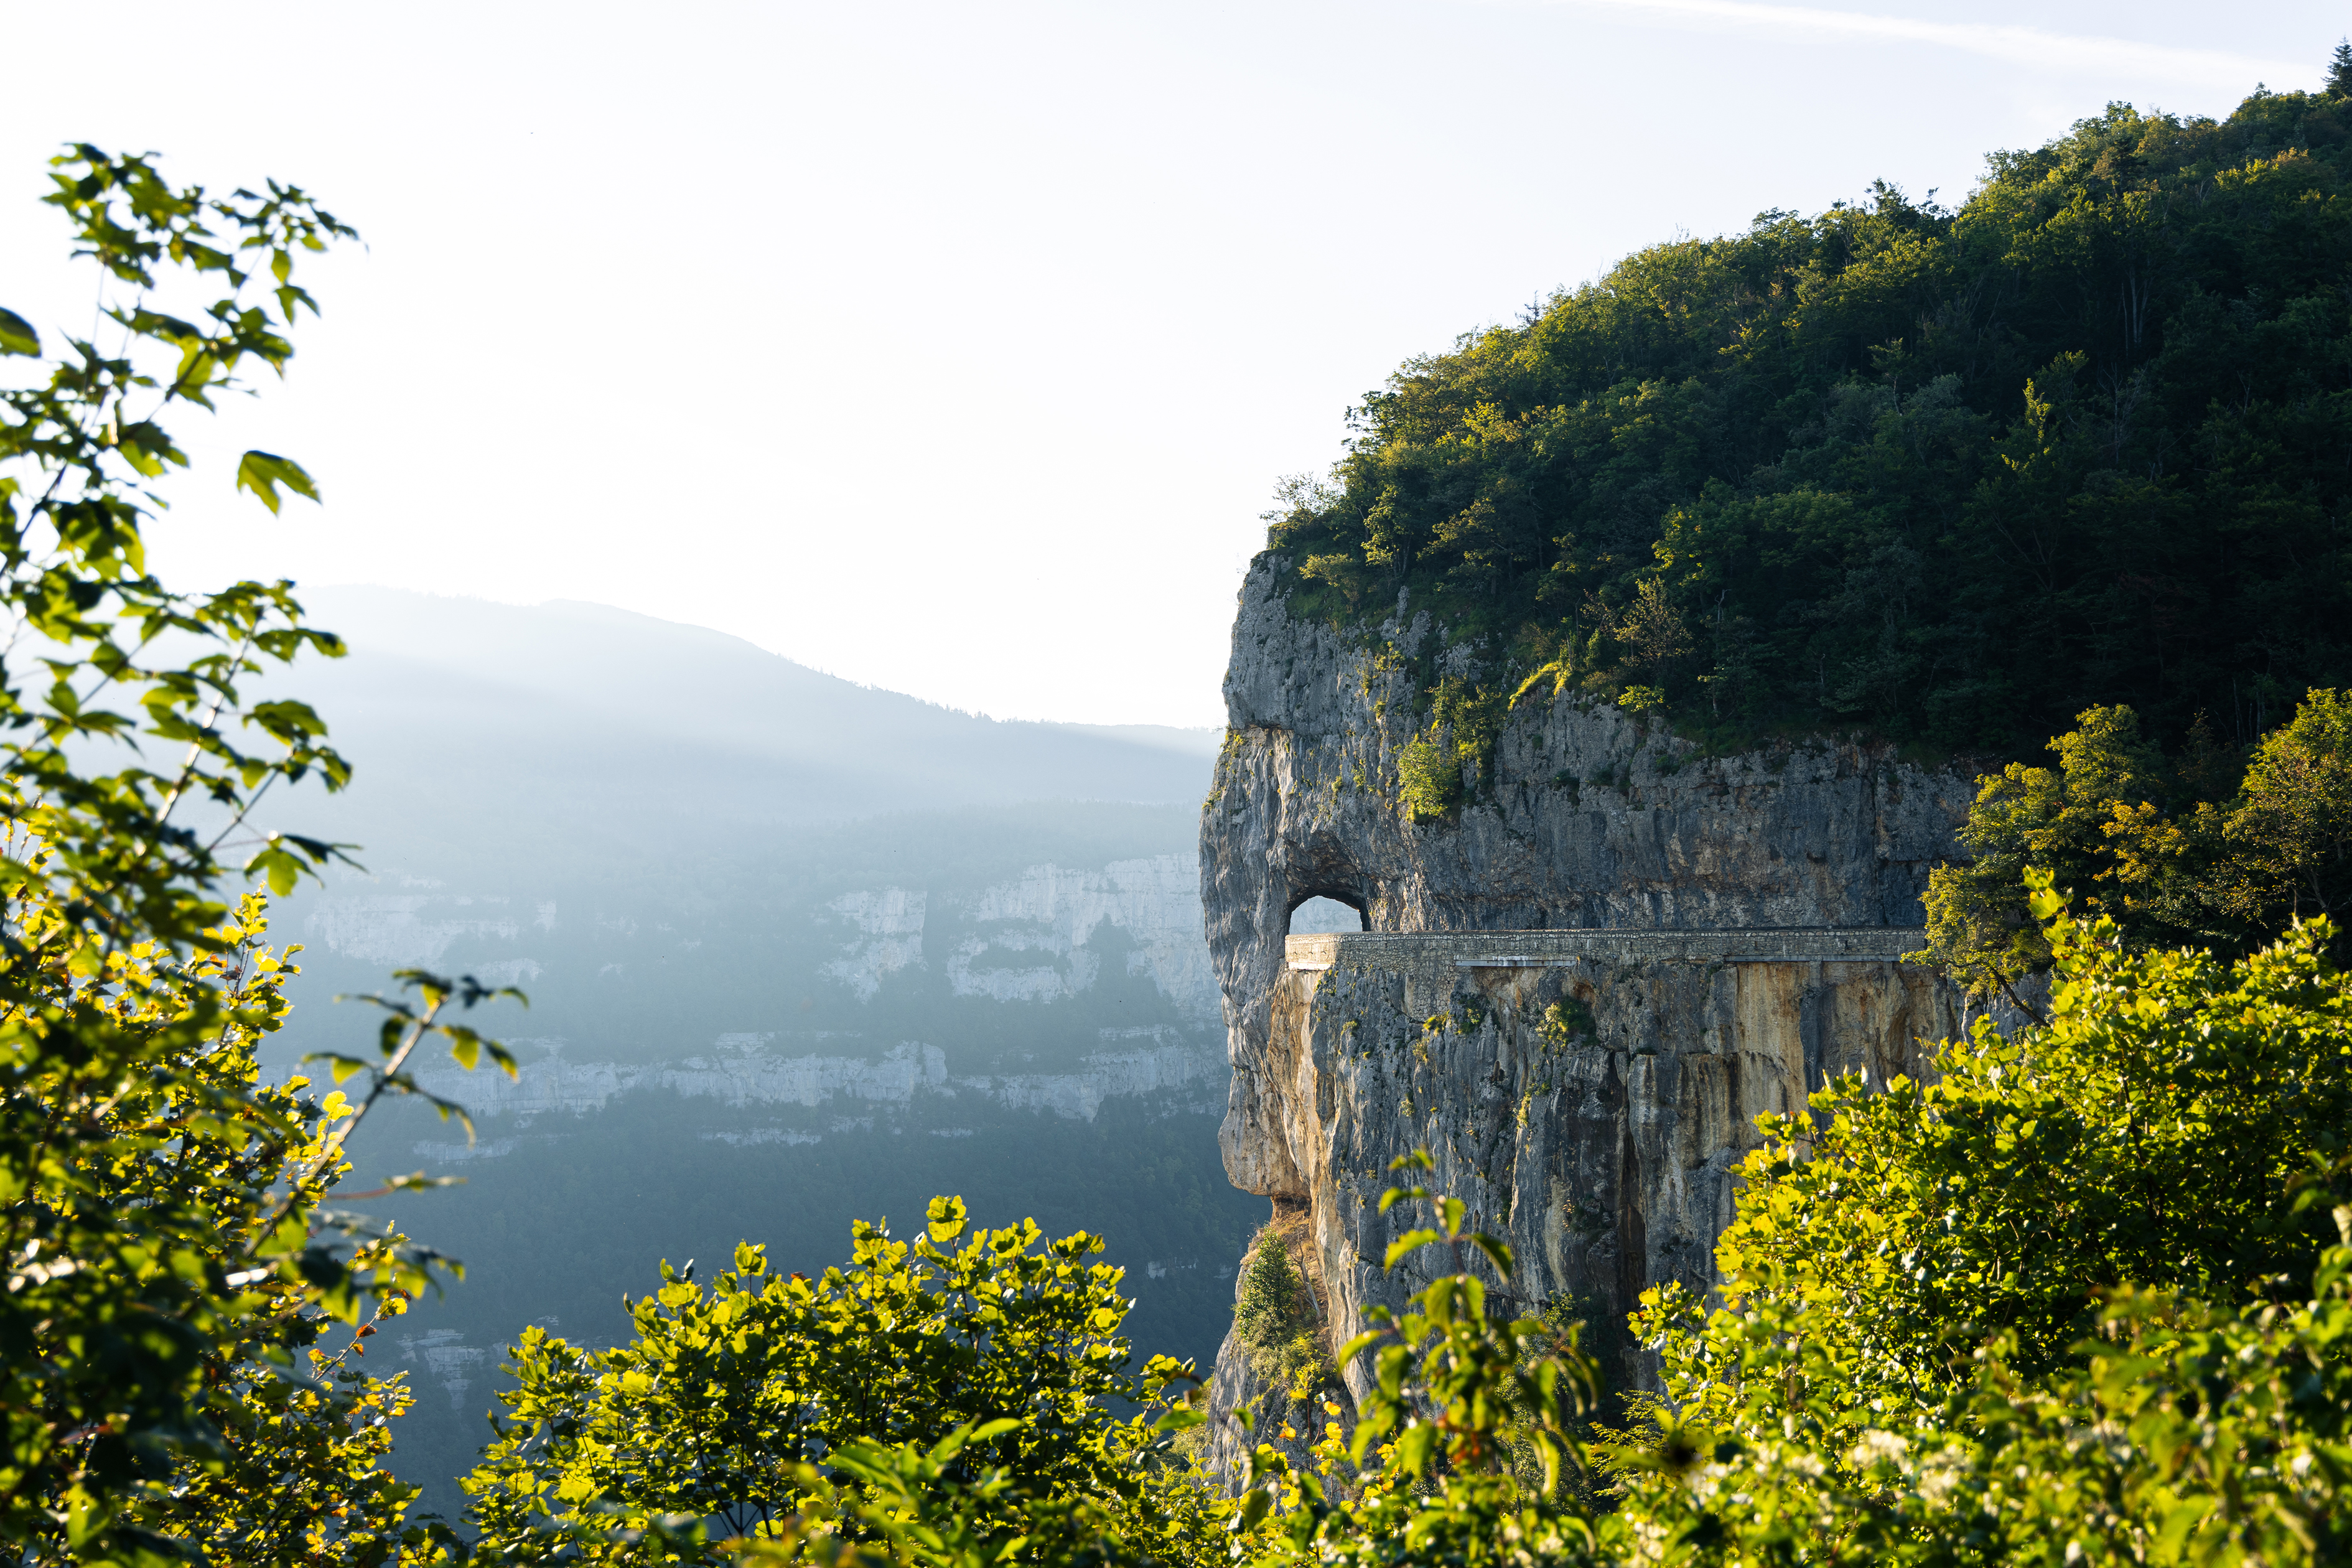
(1286, 890, 1368, 933)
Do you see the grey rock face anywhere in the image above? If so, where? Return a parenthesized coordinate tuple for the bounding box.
(1197, 560, 1976, 1477)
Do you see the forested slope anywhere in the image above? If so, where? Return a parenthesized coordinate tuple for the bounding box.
(1269, 79, 2352, 760)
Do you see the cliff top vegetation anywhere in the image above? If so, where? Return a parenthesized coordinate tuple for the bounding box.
(1264, 64, 2352, 764)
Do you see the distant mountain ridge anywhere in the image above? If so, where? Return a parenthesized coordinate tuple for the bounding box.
(271, 587, 1218, 857)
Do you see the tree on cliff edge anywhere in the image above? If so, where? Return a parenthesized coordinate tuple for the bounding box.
(1923, 688, 2352, 996)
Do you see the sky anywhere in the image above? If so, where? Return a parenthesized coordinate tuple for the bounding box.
(0, 1, 2337, 727)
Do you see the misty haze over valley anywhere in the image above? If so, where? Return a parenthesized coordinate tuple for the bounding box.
(254, 588, 1292, 1509)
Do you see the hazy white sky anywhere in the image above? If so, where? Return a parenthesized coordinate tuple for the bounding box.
(0, 1, 2335, 726)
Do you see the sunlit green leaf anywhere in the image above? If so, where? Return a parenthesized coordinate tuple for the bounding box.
(1384, 1228, 1439, 1267)
(0, 306, 38, 356)
(235, 449, 320, 514)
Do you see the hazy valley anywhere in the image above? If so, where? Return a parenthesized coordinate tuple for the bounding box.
(246, 588, 1320, 1510)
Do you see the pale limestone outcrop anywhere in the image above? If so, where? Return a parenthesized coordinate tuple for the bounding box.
(1196, 560, 1977, 1482)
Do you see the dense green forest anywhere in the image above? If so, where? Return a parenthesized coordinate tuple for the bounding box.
(1270, 70, 2352, 760)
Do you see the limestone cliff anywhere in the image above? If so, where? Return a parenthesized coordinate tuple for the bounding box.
(1196, 559, 1977, 1483)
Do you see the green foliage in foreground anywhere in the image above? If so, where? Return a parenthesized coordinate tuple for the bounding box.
(458, 1161, 1610, 1568)
(1925, 687, 2352, 996)
(1613, 892, 2352, 1564)
(1249, 1165, 1607, 1568)
(1266, 65, 2352, 762)
(464, 1198, 1221, 1567)
(0, 147, 516, 1565)
(2, 886, 444, 1568)
(1710, 872, 2350, 1407)
(1620, 1232, 2352, 1566)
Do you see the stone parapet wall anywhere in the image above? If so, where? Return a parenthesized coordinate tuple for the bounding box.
(1285, 926, 1930, 971)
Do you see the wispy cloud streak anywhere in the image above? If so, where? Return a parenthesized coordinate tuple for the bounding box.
(1534, 0, 2301, 95)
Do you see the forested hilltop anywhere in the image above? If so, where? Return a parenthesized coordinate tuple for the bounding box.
(1269, 70, 2352, 760)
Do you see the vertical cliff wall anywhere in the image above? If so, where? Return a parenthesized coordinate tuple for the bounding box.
(1196, 560, 1976, 1482)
